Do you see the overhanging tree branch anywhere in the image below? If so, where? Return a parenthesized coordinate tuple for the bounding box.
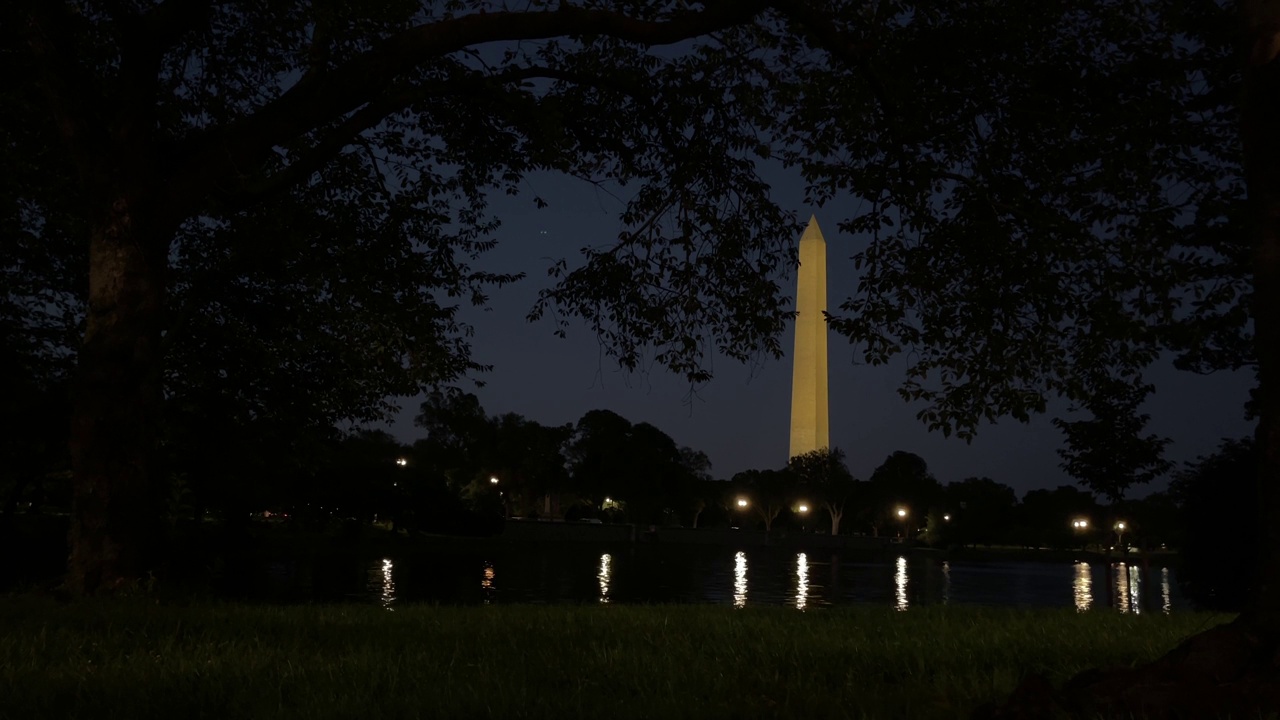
(226, 63, 660, 203)
(187, 1, 773, 194)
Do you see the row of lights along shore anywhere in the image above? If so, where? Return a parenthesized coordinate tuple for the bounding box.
(395, 460, 1133, 540)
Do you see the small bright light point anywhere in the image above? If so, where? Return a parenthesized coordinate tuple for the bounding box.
(604, 497, 611, 503)
(896, 508, 907, 518)
(798, 504, 809, 513)
(395, 458, 407, 466)
(737, 498, 748, 508)
(1116, 521, 1126, 530)
(489, 476, 499, 485)
(943, 514, 951, 521)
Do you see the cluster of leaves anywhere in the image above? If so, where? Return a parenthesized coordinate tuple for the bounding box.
(4, 2, 1260, 569)
(410, 391, 714, 524)
(782, 0, 1248, 443)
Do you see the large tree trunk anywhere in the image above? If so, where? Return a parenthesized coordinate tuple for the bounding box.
(65, 196, 169, 595)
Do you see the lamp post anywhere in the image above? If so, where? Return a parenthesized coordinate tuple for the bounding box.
(1072, 518, 1090, 551)
(1114, 521, 1127, 549)
(797, 503, 809, 533)
(732, 497, 749, 530)
(896, 507, 909, 538)
(487, 476, 506, 518)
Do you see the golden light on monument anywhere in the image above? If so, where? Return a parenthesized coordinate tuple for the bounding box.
(789, 216, 830, 458)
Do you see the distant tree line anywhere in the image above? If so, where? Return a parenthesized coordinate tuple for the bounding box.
(0, 384, 1235, 560)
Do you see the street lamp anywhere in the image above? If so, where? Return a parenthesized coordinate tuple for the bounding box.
(736, 497, 749, 508)
(1071, 518, 1091, 551)
(796, 503, 809, 533)
(895, 507, 908, 538)
(1114, 521, 1127, 548)
(489, 476, 499, 485)
(797, 504, 809, 513)
(395, 458, 407, 467)
(943, 514, 951, 522)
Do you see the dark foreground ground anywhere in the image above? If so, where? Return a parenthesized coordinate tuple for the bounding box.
(0, 599, 1229, 719)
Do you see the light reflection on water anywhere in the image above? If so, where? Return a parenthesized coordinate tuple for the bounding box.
(368, 558, 395, 611)
(598, 554, 612, 604)
(347, 551, 1182, 611)
(1073, 562, 1092, 611)
(733, 551, 748, 608)
(894, 556, 909, 611)
(795, 553, 809, 610)
(481, 562, 495, 604)
(1113, 563, 1141, 614)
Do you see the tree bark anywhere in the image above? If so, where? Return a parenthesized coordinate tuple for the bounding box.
(65, 196, 169, 594)
(1242, 1, 1280, 636)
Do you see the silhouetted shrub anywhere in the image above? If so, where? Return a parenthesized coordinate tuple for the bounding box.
(1172, 438, 1257, 611)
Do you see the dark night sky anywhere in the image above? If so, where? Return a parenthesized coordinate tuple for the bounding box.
(383, 169, 1254, 498)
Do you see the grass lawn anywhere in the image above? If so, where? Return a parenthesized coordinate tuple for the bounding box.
(0, 598, 1231, 719)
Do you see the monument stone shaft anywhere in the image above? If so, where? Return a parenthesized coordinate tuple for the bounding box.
(789, 215, 829, 459)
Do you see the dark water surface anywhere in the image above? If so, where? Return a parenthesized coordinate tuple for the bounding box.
(235, 545, 1184, 613)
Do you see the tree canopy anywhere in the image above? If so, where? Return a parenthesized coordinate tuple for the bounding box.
(6, 4, 1277, 662)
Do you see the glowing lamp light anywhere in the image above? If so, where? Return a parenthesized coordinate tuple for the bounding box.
(943, 514, 951, 521)
(737, 498, 749, 508)
(489, 476, 499, 485)
(395, 458, 407, 466)
(896, 508, 907, 518)
(798, 504, 809, 513)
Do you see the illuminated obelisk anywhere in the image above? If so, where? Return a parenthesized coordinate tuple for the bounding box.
(788, 215, 829, 459)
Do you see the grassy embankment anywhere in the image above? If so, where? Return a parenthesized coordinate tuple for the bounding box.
(0, 598, 1230, 719)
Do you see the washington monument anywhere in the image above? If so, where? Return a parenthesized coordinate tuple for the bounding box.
(789, 215, 829, 459)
